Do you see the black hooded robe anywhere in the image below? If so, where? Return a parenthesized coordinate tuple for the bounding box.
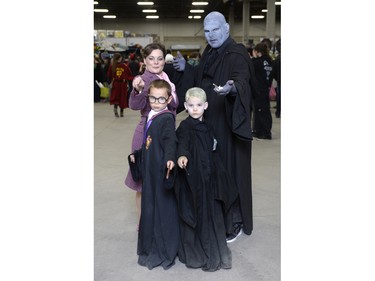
(136, 111, 179, 270)
(175, 116, 236, 271)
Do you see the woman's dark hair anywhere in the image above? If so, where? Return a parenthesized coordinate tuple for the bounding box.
(141, 43, 166, 59)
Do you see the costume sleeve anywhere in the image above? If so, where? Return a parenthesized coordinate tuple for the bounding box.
(161, 116, 177, 162)
(128, 149, 142, 182)
(176, 121, 192, 160)
(160, 115, 177, 189)
(224, 50, 253, 141)
(129, 89, 147, 110)
(174, 120, 197, 227)
(129, 73, 150, 110)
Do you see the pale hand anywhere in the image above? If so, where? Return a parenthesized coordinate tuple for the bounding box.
(132, 76, 145, 92)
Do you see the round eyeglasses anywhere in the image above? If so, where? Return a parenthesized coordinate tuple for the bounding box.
(148, 95, 168, 104)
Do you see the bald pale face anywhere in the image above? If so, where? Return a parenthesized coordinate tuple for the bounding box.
(204, 12, 229, 49)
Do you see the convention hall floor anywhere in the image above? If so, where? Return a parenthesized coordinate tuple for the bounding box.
(94, 101, 280, 281)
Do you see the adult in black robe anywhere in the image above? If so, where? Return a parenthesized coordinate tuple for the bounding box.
(136, 110, 179, 270)
(251, 43, 274, 139)
(173, 11, 254, 237)
(175, 116, 235, 271)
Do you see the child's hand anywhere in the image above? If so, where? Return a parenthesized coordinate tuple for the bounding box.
(166, 160, 175, 179)
(166, 160, 175, 170)
(177, 156, 188, 169)
(129, 154, 135, 163)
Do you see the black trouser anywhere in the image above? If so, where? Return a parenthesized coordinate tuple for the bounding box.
(252, 89, 272, 137)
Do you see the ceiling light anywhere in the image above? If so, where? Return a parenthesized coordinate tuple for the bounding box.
(251, 15, 265, 19)
(137, 2, 154, 5)
(146, 15, 159, 19)
(93, 1, 99, 4)
(188, 15, 202, 19)
(262, 9, 268, 12)
(275, 1, 281, 5)
(190, 9, 204, 13)
(94, 9, 109, 12)
(103, 15, 116, 18)
(192, 2, 208, 5)
(142, 9, 157, 13)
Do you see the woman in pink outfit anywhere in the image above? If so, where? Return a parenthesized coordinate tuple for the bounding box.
(124, 43, 178, 228)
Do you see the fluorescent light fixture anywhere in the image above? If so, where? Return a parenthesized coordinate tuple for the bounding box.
(190, 9, 204, 13)
(192, 2, 208, 5)
(188, 15, 202, 19)
(262, 9, 268, 12)
(103, 15, 116, 18)
(94, 1, 98, 4)
(251, 15, 265, 19)
(94, 9, 109, 12)
(275, 1, 281, 5)
(137, 2, 154, 5)
(142, 9, 157, 13)
(146, 15, 159, 19)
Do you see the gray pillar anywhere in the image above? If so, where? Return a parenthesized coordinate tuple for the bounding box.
(242, 0, 250, 44)
(266, 0, 276, 41)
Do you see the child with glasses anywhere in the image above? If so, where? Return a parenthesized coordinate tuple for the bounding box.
(128, 79, 179, 270)
(125, 43, 178, 231)
(174, 87, 233, 271)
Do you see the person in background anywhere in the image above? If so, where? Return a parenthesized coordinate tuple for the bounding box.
(107, 53, 133, 117)
(94, 55, 103, 103)
(173, 11, 254, 243)
(100, 51, 111, 85)
(163, 53, 175, 79)
(251, 43, 274, 139)
(273, 39, 281, 118)
(175, 87, 233, 271)
(129, 79, 179, 270)
(100, 52, 111, 102)
(187, 52, 201, 67)
(260, 38, 274, 58)
(127, 52, 141, 96)
(125, 43, 178, 230)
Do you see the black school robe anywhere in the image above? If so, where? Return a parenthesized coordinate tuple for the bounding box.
(137, 110, 179, 270)
(175, 116, 235, 271)
(181, 37, 254, 235)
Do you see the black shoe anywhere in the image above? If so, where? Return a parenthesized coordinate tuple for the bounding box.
(226, 224, 243, 243)
(114, 112, 119, 118)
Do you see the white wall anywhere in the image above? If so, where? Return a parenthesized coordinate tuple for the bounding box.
(94, 19, 281, 53)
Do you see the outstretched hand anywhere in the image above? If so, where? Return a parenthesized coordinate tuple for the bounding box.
(213, 80, 236, 96)
(132, 76, 145, 93)
(173, 51, 186, 72)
